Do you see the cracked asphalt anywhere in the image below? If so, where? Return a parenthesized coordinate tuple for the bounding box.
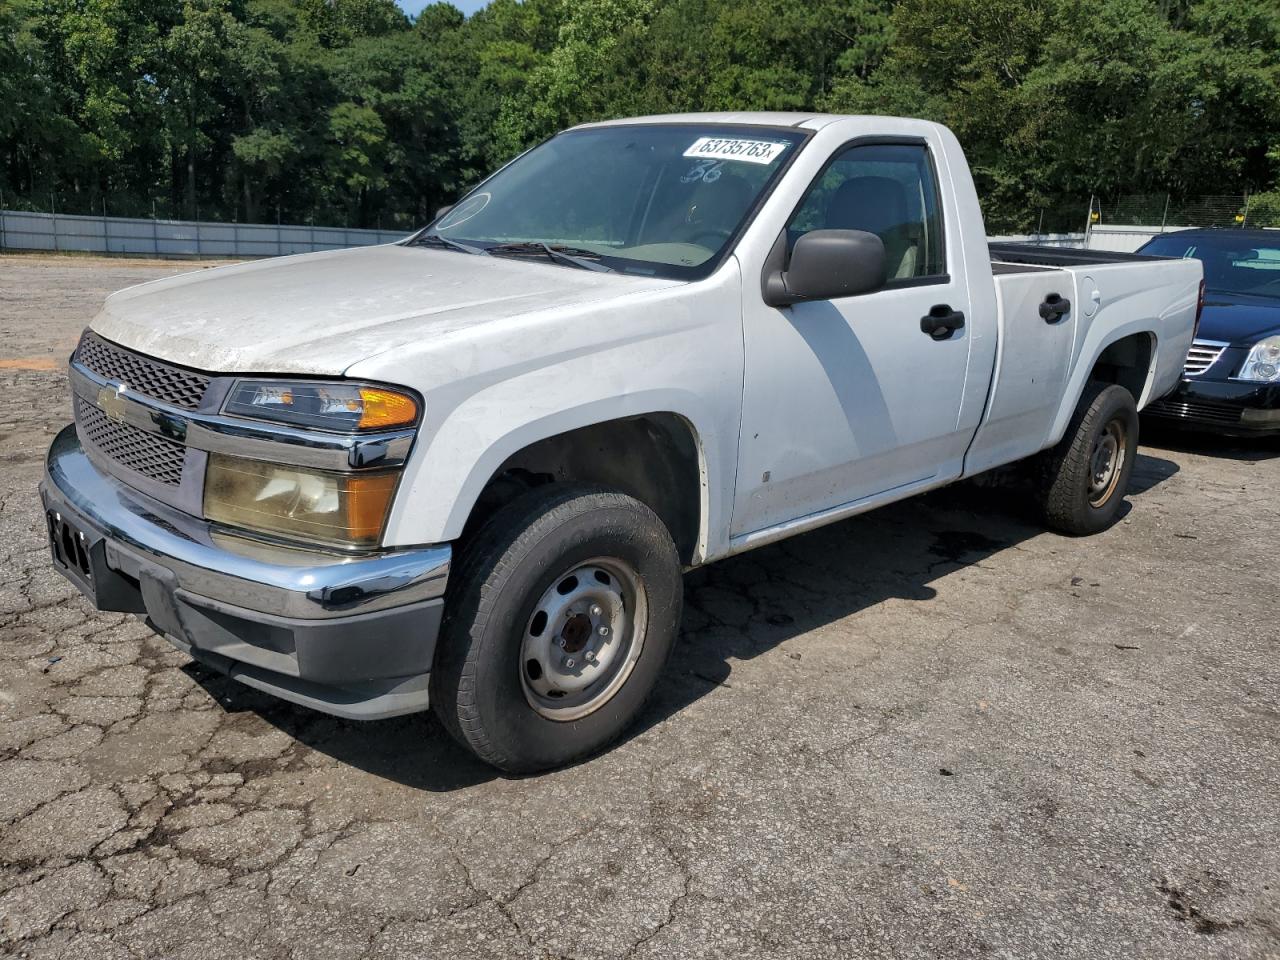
(2, 254, 1279, 959)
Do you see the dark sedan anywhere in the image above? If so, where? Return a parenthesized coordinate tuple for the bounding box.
(1137, 229, 1280, 436)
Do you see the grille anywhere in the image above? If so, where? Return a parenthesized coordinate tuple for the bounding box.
(1184, 340, 1228, 377)
(75, 333, 210, 409)
(76, 398, 186, 485)
(1144, 396, 1243, 425)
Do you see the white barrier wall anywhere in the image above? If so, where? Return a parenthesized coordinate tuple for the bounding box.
(988, 233, 1087, 249)
(1084, 225, 1168, 253)
(995, 228, 1174, 254)
(0, 210, 409, 258)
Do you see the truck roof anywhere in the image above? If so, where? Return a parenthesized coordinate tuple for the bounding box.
(573, 111, 873, 132)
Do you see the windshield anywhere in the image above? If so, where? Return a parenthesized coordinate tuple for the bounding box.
(1142, 233, 1280, 300)
(423, 124, 808, 280)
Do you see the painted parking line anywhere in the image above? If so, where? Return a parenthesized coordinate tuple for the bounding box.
(0, 357, 60, 371)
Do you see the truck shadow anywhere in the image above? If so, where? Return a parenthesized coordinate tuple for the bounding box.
(627, 452, 1180, 748)
(183, 660, 500, 791)
(187, 453, 1179, 790)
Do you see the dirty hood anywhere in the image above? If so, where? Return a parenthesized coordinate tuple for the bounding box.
(90, 243, 678, 375)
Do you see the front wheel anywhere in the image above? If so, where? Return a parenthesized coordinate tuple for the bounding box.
(1035, 381, 1140, 536)
(431, 485, 683, 773)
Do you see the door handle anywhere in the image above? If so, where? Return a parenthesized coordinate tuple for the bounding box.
(1039, 293, 1071, 322)
(920, 304, 965, 341)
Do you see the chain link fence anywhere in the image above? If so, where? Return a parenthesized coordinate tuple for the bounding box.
(977, 193, 1279, 256)
(1097, 194, 1237, 229)
(1090, 193, 1280, 230)
(1018, 194, 1280, 253)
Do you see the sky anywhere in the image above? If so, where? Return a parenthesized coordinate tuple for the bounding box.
(396, 0, 491, 16)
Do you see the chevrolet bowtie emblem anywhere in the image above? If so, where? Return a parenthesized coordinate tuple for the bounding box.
(97, 385, 128, 424)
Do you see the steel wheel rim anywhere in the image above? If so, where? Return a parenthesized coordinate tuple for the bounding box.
(519, 557, 648, 721)
(1088, 418, 1127, 507)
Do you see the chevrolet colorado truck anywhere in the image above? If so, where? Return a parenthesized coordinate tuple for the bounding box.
(40, 113, 1203, 772)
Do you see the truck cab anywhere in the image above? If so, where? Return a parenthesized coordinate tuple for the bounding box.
(40, 113, 1202, 772)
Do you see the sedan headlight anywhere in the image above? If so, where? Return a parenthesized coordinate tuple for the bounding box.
(204, 455, 398, 549)
(1237, 335, 1280, 382)
(224, 380, 419, 431)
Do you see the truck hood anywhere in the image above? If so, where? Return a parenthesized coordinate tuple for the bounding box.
(1196, 291, 1280, 347)
(90, 244, 678, 375)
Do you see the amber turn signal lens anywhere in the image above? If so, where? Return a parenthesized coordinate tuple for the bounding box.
(358, 387, 419, 430)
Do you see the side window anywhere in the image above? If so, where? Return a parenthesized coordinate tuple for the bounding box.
(788, 143, 945, 281)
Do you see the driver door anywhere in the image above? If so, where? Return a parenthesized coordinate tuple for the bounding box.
(731, 141, 979, 540)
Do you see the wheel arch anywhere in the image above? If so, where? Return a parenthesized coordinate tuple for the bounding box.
(1088, 331, 1157, 405)
(436, 405, 712, 567)
(1049, 329, 1158, 446)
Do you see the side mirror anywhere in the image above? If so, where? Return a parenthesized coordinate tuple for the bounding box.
(763, 229, 887, 307)
(435, 204, 454, 221)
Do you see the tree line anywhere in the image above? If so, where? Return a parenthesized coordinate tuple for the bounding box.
(2, 0, 1278, 233)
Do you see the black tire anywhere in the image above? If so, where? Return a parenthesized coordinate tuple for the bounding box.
(430, 484, 682, 773)
(1036, 381, 1140, 536)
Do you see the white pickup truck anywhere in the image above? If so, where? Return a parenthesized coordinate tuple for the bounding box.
(41, 113, 1202, 772)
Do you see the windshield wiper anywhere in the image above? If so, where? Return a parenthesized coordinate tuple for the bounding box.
(486, 242, 614, 273)
(413, 233, 489, 256)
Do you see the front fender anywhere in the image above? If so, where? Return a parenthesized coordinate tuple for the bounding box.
(399, 391, 723, 560)
(352, 263, 746, 558)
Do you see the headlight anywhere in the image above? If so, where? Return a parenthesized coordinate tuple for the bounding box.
(1237, 335, 1280, 382)
(223, 380, 419, 432)
(204, 454, 398, 548)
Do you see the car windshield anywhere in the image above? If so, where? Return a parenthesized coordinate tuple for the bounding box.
(422, 124, 808, 280)
(1142, 233, 1280, 300)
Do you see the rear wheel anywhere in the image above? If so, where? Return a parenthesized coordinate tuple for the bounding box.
(1036, 381, 1139, 535)
(431, 485, 682, 773)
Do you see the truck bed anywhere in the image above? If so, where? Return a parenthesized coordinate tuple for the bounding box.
(988, 242, 1164, 268)
(991, 260, 1058, 275)
(963, 244, 1200, 478)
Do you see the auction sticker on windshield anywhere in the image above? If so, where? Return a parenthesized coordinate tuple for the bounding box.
(682, 137, 789, 165)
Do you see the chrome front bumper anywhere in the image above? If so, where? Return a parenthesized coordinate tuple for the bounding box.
(39, 425, 451, 719)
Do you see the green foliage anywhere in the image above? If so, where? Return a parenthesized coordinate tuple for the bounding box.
(493, 0, 654, 156)
(1249, 191, 1280, 228)
(0, 0, 1277, 230)
(824, 0, 1280, 230)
